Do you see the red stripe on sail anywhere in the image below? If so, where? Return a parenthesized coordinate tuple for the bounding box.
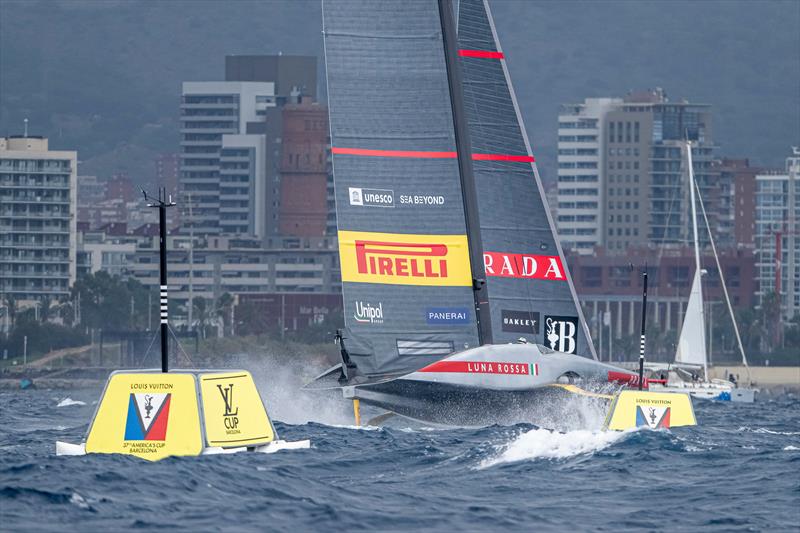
(459, 49, 505, 59)
(473, 153, 535, 162)
(332, 147, 534, 162)
(331, 147, 457, 159)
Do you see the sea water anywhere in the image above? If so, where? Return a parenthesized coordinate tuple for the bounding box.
(1, 388, 798, 531)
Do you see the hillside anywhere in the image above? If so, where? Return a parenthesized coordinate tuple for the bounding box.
(0, 0, 798, 183)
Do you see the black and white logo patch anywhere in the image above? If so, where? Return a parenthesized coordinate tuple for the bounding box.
(501, 310, 540, 334)
(544, 315, 579, 354)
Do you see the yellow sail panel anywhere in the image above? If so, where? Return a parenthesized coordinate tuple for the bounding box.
(338, 230, 472, 287)
(85, 372, 202, 461)
(199, 372, 275, 448)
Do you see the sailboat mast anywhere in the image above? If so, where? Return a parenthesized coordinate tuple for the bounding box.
(694, 176, 752, 383)
(438, 0, 493, 344)
(686, 141, 708, 378)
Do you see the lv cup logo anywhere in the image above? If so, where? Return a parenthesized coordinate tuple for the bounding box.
(217, 384, 239, 431)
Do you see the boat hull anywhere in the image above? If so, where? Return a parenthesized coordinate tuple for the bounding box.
(338, 343, 633, 427)
(350, 379, 611, 427)
(649, 383, 755, 403)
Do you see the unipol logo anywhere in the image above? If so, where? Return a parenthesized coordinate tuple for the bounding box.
(354, 301, 384, 324)
(355, 241, 449, 279)
(483, 252, 565, 281)
(544, 315, 578, 354)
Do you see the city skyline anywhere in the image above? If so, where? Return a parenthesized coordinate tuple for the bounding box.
(1, 0, 797, 184)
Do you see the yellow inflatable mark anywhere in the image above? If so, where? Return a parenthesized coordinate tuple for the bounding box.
(199, 371, 275, 448)
(85, 372, 202, 461)
(604, 390, 696, 431)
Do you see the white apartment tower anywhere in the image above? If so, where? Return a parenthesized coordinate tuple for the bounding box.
(0, 136, 77, 303)
(755, 148, 800, 320)
(557, 90, 716, 255)
(180, 82, 276, 237)
(556, 98, 620, 253)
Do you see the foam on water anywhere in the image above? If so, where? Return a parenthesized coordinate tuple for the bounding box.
(246, 352, 354, 426)
(479, 427, 631, 468)
(2, 390, 799, 531)
(56, 398, 86, 408)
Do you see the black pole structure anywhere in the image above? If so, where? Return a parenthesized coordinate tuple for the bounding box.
(638, 270, 648, 390)
(438, 0, 493, 344)
(143, 188, 175, 373)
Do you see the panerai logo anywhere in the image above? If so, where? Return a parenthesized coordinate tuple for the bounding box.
(544, 315, 579, 354)
(354, 301, 384, 324)
(217, 384, 239, 431)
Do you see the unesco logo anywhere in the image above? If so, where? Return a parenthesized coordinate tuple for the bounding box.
(349, 187, 394, 208)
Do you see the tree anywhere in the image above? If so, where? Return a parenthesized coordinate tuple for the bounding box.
(192, 296, 210, 339)
(215, 292, 234, 337)
(70, 271, 150, 331)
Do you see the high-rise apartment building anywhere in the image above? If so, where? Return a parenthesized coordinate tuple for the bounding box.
(557, 89, 716, 254)
(0, 136, 77, 303)
(180, 81, 276, 237)
(556, 98, 620, 252)
(155, 153, 179, 195)
(713, 158, 762, 248)
(179, 55, 320, 239)
(755, 148, 799, 320)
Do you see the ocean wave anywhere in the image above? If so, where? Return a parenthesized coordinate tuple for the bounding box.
(738, 426, 800, 436)
(56, 398, 86, 408)
(478, 427, 632, 468)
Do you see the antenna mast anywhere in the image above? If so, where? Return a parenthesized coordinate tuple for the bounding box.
(143, 187, 176, 372)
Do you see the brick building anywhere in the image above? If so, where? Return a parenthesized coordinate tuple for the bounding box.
(567, 245, 756, 360)
(279, 97, 330, 237)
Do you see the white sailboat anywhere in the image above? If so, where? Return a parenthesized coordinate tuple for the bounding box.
(648, 141, 756, 402)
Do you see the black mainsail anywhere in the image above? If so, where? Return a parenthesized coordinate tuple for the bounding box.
(314, 0, 638, 424)
(324, 0, 484, 378)
(456, 0, 597, 357)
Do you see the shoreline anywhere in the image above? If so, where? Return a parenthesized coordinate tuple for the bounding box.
(2, 365, 798, 393)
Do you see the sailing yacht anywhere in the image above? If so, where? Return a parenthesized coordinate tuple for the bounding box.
(307, 0, 644, 426)
(646, 141, 756, 403)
